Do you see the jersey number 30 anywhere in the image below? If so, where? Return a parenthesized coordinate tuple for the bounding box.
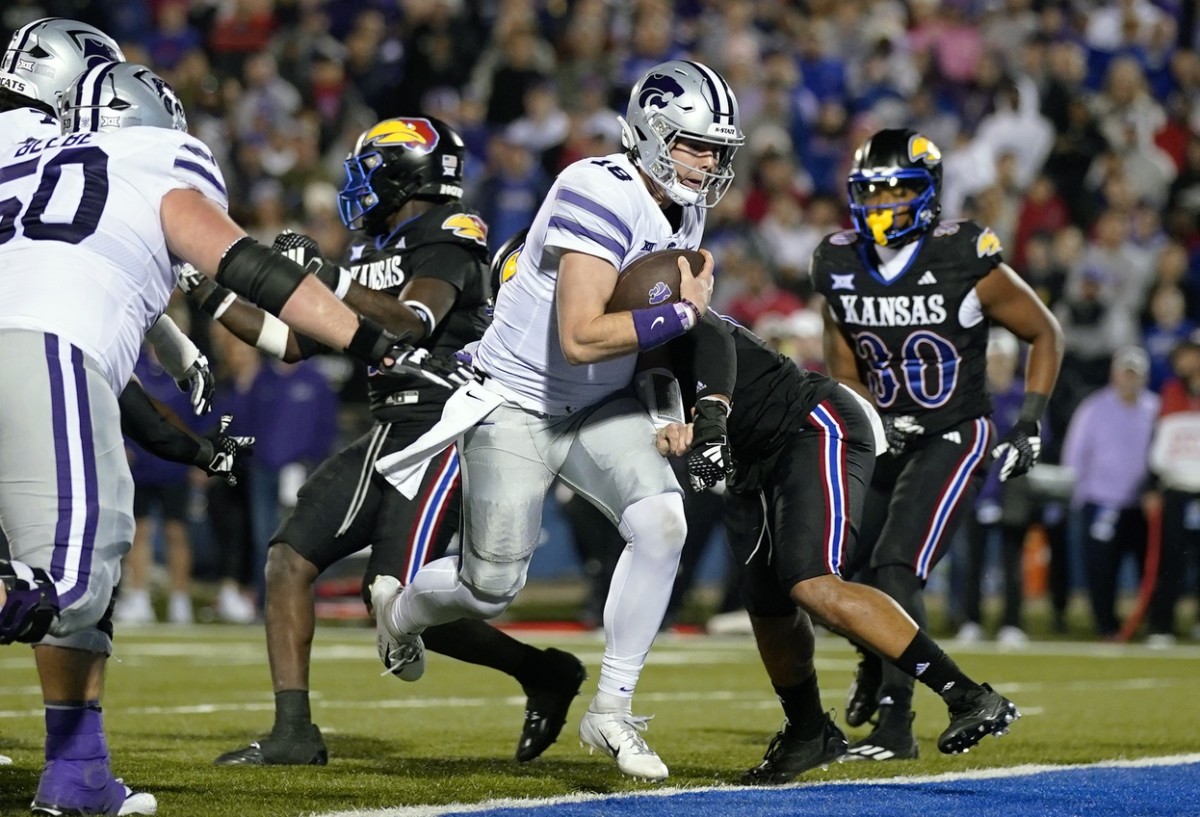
(0, 147, 109, 245)
(855, 330, 960, 409)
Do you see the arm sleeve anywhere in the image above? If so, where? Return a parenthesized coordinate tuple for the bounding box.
(118, 380, 208, 466)
(144, 314, 200, 380)
(691, 312, 737, 400)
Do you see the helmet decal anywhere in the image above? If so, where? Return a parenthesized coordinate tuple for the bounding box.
(362, 118, 440, 153)
(908, 134, 942, 166)
(638, 73, 690, 112)
(441, 213, 488, 246)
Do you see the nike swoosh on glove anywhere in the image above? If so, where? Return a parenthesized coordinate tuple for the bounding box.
(991, 419, 1041, 482)
(685, 397, 732, 491)
(882, 414, 925, 456)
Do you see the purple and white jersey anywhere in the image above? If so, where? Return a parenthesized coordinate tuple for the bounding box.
(475, 152, 705, 413)
(0, 125, 228, 393)
(0, 105, 57, 152)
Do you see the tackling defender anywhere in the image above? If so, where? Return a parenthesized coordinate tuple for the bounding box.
(372, 60, 742, 781)
(812, 129, 1062, 760)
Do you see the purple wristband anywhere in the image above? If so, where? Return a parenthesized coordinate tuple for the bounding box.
(632, 302, 690, 351)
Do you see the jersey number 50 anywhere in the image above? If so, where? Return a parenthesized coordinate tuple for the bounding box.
(855, 330, 959, 409)
(0, 147, 109, 245)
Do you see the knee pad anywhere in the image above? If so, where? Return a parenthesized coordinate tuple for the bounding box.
(458, 557, 526, 610)
(42, 595, 114, 655)
(619, 494, 687, 556)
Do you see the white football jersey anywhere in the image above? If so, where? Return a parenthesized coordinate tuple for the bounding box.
(475, 152, 705, 413)
(0, 125, 228, 393)
(0, 105, 57, 152)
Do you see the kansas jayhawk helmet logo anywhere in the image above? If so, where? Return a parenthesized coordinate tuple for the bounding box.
(361, 117, 441, 154)
(908, 134, 942, 167)
(442, 213, 488, 246)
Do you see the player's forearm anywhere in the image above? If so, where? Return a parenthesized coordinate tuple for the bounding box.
(559, 313, 644, 364)
(1022, 320, 1064, 401)
(119, 380, 205, 465)
(344, 284, 427, 343)
(144, 315, 200, 379)
(187, 278, 304, 362)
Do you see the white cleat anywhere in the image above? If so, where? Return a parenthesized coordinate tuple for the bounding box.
(579, 710, 669, 781)
(370, 575, 425, 682)
(0, 753, 10, 765)
(117, 785, 158, 815)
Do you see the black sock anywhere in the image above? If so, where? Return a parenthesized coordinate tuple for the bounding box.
(423, 619, 542, 685)
(774, 673, 825, 740)
(271, 689, 312, 736)
(894, 630, 980, 704)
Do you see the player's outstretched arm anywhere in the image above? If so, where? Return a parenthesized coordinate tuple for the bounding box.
(160, 188, 397, 367)
(178, 264, 306, 362)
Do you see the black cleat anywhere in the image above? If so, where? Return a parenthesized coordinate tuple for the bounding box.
(938, 683, 1020, 754)
(515, 648, 587, 762)
(741, 715, 848, 785)
(214, 724, 328, 766)
(845, 650, 882, 728)
(842, 708, 919, 761)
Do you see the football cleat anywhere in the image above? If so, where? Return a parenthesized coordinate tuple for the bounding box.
(370, 575, 425, 682)
(937, 683, 1020, 754)
(741, 715, 848, 785)
(516, 649, 587, 762)
(579, 710, 668, 781)
(213, 725, 328, 766)
(842, 708, 919, 761)
(845, 650, 882, 728)
(1, 753, 11, 765)
(31, 761, 156, 816)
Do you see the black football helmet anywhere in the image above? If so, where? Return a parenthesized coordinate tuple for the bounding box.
(847, 128, 943, 248)
(338, 116, 466, 235)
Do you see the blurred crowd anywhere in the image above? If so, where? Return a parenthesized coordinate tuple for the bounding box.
(5, 0, 1197, 640)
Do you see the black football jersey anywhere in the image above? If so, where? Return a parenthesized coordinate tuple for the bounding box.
(347, 202, 491, 424)
(674, 314, 838, 468)
(811, 220, 1002, 436)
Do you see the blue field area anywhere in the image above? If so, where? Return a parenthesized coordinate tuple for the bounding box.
(435, 759, 1200, 817)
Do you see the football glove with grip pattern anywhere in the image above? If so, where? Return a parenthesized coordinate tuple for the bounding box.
(991, 419, 1041, 482)
(196, 415, 255, 486)
(686, 397, 732, 491)
(0, 560, 59, 645)
(272, 231, 349, 295)
(882, 414, 925, 456)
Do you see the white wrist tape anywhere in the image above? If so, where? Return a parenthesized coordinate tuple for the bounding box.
(334, 267, 353, 300)
(255, 313, 291, 359)
(211, 292, 238, 320)
(403, 299, 437, 338)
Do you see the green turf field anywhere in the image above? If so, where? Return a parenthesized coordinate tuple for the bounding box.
(2, 625, 1198, 817)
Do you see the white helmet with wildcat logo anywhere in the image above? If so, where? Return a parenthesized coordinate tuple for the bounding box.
(58, 61, 187, 134)
(619, 59, 744, 209)
(0, 18, 125, 104)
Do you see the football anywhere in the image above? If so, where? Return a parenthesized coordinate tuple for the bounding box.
(605, 248, 704, 313)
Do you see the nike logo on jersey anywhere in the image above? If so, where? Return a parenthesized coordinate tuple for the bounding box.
(651, 316, 665, 330)
(839, 294, 947, 327)
(349, 255, 406, 290)
(918, 271, 937, 285)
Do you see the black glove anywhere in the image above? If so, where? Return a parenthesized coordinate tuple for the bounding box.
(882, 414, 925, 456)
(0, 560, 59, 645)
(991, 419, 1041, 482)
(195, 414, 255, 486)
(272, 231, 345, 292)
(175, 352, 215, 416)
(685, 397, 732, 491)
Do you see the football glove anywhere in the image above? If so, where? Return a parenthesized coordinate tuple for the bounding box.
(176, 262, 206, 294)
(196, 414, 255, 486)
(380, 345, 481, 389)
(991, 419, 1041, 482)
(0, 560, 59, 645)
(175, 352, 215, 416)
(686, 397, 732, 491)
(272, 231, 349, 294)
(882, 414, 925, 456)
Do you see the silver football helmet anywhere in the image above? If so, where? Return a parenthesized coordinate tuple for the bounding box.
(619, 60, 744, 208)
(58, 62, 187, 134)
(0, 18, 125, 104)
